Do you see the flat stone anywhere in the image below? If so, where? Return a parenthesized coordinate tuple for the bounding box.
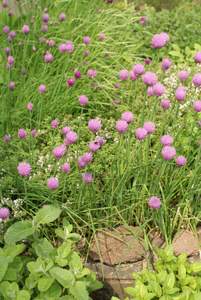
(173, 230, 200, 256)
(89, 226, 145, 265)
(149, 229, 165, 248)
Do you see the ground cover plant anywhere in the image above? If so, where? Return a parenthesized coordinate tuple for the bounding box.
(1, 0, 201, 250)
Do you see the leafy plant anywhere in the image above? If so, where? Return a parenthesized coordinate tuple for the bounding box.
(0, 205, 102, 300)
(112, 246, 201, 300)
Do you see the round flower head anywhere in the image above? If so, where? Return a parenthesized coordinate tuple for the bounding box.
(151, 32, 169, 49)
(142, 71, 157, 86)
(89, 141, 101, 152)
(0, 208, 10, 220)
(161, 58, 172, 71)
(135, 128, 147, 140)
(59, 12, 66, 22)
(41, 24, 48, 32)
(98, 32, 106, 41)
(44, 52, 54, 63)
(38, 84, 46, 94)
(147, 86, 154, 97)
(95, 136, 105, 146)
(143, 121, 155, 134)
(27, 102, 33, 111)
(153, 82, 166, 96)
(87, 69, 97, 78)
(83, 36, 91, 45)
(47, 39, 55, 47)
(193, 100, 201, 112)
(161, 99, 171, 110)
(160, 135, 174, 146)
(119, 69, 129, 81)
(8, 31, 16, 40)
(2, 0, 9, 8)
(59, 43, 67, 53)
(31, 129, 37, 137)
(42, 13, 49, 23)
(161, 146, 176, 160)
(115, 120, 128, 134)
(5, 47, 11, 55)
(82, 172, 93, 184)
(176, 155, 187, 167)
(18, 128, 27, 139)
(130, 70, 137, 81)
(53, 144, 66, 160)
(62, 162, 70, 173)
(79, 95, 89, 106)
(194, 51, 201, 64)
(51, 119, 59, 129)
(61, 126, 71, 135)
(139, 16, 148, 25)
(66, 41, 74, 53)
(133, 64, 145, 75)
(74, 70, 81, 79)
(88, 119, 102, 133)
(8, 81, 15, 90)
(67, 78, 75, 87)
(65, 131, 78, 145)
(7, 55, 14, 66)
(121, 111, 134, 123)
(193, 73, 201, 87)
(178, 70, 189, 82)
(3, 25, 10, 34)
(175, 86, 186, 101)
(17, 162, 31, 177)
(22, 24, 30, 34)
(47, 177, 59, 190)
(82, 152, 93, 164)
(3, 134, 11, 143)
(78, 157, 87, 169)
(144, 58, 152, 65)
(148, 196, 161, 209)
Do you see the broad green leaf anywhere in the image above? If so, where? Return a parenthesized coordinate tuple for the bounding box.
(50, 267, 75, 288)
(38, 276, 54, 292)
(38, 282, 62, 299)
(34, 205, 61, 225)
(32, 238, 55, 258)
(57, 241, 72, 259)
(4, 244, 26, 258)
(0, 257, 9, 281)
(16, 290, 31, 300)
(0, 281, 19, 299)
(69, 281, 89, 300)
(4, 221, 34, 244)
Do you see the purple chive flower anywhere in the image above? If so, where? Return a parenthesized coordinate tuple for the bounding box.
(130, 70, 137, 81)
(61, 126, 71, 135)
(74, 70, 81, 79)
(18, 128, 27, 139)
(148, 196, 161, 209)
(178, 70, 189, 82)
(4, 47, 11, 55)
(151, 32, 169, 49)
(38, 84, 46, 94)
(139, 16, 148, 25)
(27, 102, 33, 111)
(59, 12, 66, 22)
(160, 135, 174, 146)
(82, 152, 93, 164)
(135, 128, 147, 140)
(62, 162, 70, 173)
(53, 144, 66, 160)
(65, 131, 78, 145)
(142, 71, 157, 86)
(31, 129, 37, 137)
(83, 36, 91, 45)
(175, 86, 186, 101)
(147, 86, 154, 97)
(59, 43, 68, 53)
(8, 81, 15, 90)
(161, 58, 172, 71)
(133, 64, 145, 75)
(115, 120, 128, 134)
(193, 100, 201, 112)
(88, 119, 102, 133)
(47, 177, 59, 190)
(7, 55, 14, 66)
(144, 58, 152, 65)
(87, 69, 97, 78)
(47, 39, 55, 47)
(42, 13, 49, 23)
(78, 157, 87, 169)
(51, 119, 59, 129)
(161, 146, 176, 160)
(121, 111, 134, 123)
(17, 162, 31, 177)
(67, 78, 75, 87)
(153, 82, 166, 96)
(8, 31, 16, 40)
(79, 95, 89, 106)
(194, 51, 201, 64)
(41, 24, 48, 32)
(98, 32, 106, 41)
(3, 25, 10, 34)
(95, 136, 105, 146)
(2, 0, 9, 8)
(161, 99, 171, 110)
(176, 156, 187, 167)
(119, 69, 129, 81)
(193, 73, 201, 87)
(89, 141, 101, 152)
(44, 52, 54, 63)
(66, 41, 74, 53)
(22, 24, 30, 34)
(82, 172, 93, 184)
(3, 134, 11, 143)
(0, 208, 10, 220)
(143, 121, 155, 134)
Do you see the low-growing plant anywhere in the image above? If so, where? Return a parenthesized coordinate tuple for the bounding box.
(112, 246, 201, 300)
(0, 205, 102, 300)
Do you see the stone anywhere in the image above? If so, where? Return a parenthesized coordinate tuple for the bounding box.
(149, 229, 165, 248)
(89, 226, 145, 265)
(173, 230, 200, 256)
